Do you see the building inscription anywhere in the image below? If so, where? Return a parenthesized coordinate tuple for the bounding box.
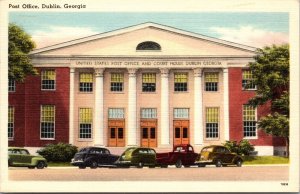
(73, 60, 224, 68)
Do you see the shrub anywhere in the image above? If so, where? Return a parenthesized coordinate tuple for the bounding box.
(223, 140, 254, 156)
(37, 143, 78, 162)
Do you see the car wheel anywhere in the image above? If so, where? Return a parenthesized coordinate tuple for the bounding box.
(198, 164, 206, 167)
(236, 159, 242, 167)
(36, 161, 45, 169)
(175, 159, 182, 168)
(137, 162, 144, 168)
(28, 166, 35, 169)
(90, 161, 98, 169)
(215, 159, 222, 167)
(79, 165, 86, 169)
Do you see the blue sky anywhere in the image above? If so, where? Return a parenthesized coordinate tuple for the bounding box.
(9, 12, 289, 48)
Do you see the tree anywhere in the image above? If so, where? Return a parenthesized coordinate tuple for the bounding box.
(9, 23, 37, 82)
(247, 44, 289, 157)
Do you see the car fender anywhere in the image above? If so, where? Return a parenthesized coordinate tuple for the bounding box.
(31, 157, 46, 166)
(233, 155, 243, 163)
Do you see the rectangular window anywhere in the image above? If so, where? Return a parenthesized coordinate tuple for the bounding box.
(142, 73, 156, 92)
(108, 108, 125, 119)
(205, 72, 218, 91)
(8, 79, 16, 92)
(111, 73, 124, 92)
(206, 107, 219, 138)
(242, 70, 256, 90)
(41, 70, 56, 90)
(80, 73, 93, 92)
(79, 108, 92, 139)
(174, 73, 188, 92)
(41, 105, 55, 139)
(8, 106, 14, 140)
(243, 105, 257, 138)
(174, 108, 189, 119)
(141, 108, 157, 119)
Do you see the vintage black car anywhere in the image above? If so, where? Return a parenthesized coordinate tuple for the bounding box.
(71, 147, 119, 169)
(195, 145, 243, 167)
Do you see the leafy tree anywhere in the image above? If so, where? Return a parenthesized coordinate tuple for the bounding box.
(9, 23, 37, 82)
(247, 44, 289, 156)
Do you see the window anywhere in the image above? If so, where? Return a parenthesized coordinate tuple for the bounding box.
(174, 108, 189, 119)
(8, 106, 14, 140)
(8, 79, 15, 92)
(110, 73, 123, 92)
(242, 70, 256, 90)
(206, 107, 219, 138)
(108, 108, 125, 119)
(79, 108, 92, 139)
(243, 105, 257, 138)
(205, 72, 218, 91)
(174, 73, 188, 92)
(142, 73, 156, 92)
(141, 108, 157, 119)
(41, 105, 55, 139)
(80, 73, 93, 92)
(136, 41, 161, 50)
(41, 70, 56, 90)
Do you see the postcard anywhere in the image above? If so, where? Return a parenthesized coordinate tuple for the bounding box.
(0, 0, 299, 192)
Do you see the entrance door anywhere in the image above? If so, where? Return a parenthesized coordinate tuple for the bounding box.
(141, 120, 157, 147)
(173, 120, 189, 145)
(108, 120, 125, 147)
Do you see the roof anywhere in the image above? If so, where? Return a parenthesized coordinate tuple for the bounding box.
(30, 22, 257, 55)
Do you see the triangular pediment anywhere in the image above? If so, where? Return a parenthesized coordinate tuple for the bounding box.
(30, 22, 257, 57)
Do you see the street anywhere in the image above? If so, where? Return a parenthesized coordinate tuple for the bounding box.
(9, 165, 289, 181)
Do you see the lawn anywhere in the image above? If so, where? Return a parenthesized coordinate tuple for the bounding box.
(242, 156, 289, 165)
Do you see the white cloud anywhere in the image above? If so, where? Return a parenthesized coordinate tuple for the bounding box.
(32, 26, 98, 49)
(210, 26, 288, 48)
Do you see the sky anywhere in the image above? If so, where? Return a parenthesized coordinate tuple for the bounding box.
(9, 12, 289, 49)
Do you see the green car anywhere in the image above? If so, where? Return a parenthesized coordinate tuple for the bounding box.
(8, 147, 48, 169)
(116, 147, 156, 168)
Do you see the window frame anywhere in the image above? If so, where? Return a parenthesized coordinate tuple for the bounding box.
(142, 73, 156, 92)
(41, 69, 56, 91)
(108, 108, 125, 119)
(79, 107, 93, 140)
(8, 79, 16, 92)
(243, 105, 258, 139)
(173, 108, 189, 119)
(141, 108, 157, 119)
(110, 73, 124, 92)
(205, 107, 219, 139)
(40, 105, 55, 140)
(79, 73, 93, 92)
(8, 106, 14, 140)
(174, 73, 188, 92)
(242, 70, 257, 90)
(204, 72, 219, 92)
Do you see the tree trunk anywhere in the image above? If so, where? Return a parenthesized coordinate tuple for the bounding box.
(285, 137, 289, 157)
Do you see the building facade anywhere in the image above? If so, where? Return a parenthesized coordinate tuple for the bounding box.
(8, 23, 286, 155)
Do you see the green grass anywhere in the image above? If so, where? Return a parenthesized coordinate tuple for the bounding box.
(48, 162, 73, 167)
(242, 156, 289, 165)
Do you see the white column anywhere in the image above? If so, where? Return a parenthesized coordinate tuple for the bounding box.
(160, 68, 170, 145)
(94, 68, 105, 146)
(223, 68, 230, 140)
(69, 67, 75, 144)
(127, 68, 138, 146)
(194, 68, 203, 145)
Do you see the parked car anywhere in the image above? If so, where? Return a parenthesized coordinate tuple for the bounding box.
(116, 147, 156, 168)
(8, 147, 47, 169)
(195, 145, 243, 167)
(71, 147, 119, 169)
(156, 144, 198, 168)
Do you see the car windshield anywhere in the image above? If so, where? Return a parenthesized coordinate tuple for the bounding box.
(78, 148, 88, 153)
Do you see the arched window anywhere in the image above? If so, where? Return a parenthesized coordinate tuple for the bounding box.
(136, 41, 161, 51)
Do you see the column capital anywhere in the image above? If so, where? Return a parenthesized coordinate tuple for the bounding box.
(160, 68, 169, 78)
(70, 67, 75, 73)
(193, 68, 203, 77)
(222, 68, 228, 73)
(128, 68, 138, 77)
(95, 68, 105, 77)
